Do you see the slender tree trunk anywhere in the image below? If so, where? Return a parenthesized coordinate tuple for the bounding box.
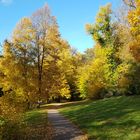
(23, 45, 30, 110)
(37, 37, 45, 108)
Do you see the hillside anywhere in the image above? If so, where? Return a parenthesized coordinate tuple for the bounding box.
(59, 96, 140, 140)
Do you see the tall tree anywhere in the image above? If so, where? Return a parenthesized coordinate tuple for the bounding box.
(12, 17, 36, 108)
(0, 4, 71, 108)
(128, 0, 140, 61)
(31, 5, 57, 101)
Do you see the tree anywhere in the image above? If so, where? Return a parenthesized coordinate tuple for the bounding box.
(128, 0, 140, 62)
(31, 5, 57, 102)
(30, 5, 71, 102)
(79, 2, 136, 99)
(83, 4, 118, 99)
(0, 4, 71, 109)
(42, 24, 71, 101)
(123, 0, 136, 8)
(123, 0, 140, 95)
(12, 17, 36, 108)
(86, 3, 112, 47)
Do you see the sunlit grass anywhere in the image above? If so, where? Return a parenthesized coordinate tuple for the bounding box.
(59, 96, 140, 140)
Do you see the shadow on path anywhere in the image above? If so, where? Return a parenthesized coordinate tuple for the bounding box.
(48, 109, 88, 140)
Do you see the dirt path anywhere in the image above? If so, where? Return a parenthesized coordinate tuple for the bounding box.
(48, 109, 88, 140)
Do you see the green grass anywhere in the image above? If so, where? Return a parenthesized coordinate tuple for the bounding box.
(0, 107, 52, 140)
(23, 108, 52, 140)
(24, 109, 48, 126)
(59, 96, 140, 140)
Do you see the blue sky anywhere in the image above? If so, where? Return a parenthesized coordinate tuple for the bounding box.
(0, 0, 121, 52)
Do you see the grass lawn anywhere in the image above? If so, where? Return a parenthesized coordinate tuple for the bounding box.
(59, 96, 140, 140)
(23, 108, 52, 140)
(0, 107, 52, 140)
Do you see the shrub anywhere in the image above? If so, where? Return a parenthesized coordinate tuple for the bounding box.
(0, 96, 24, 140)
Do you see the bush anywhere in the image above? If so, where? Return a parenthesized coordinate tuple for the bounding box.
(0, 119, 24, 140)
(0, 97, 24, 140)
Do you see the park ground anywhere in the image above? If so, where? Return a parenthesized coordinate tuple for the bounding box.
(2, 95, 139, 140)
(59, 96, 140, 140)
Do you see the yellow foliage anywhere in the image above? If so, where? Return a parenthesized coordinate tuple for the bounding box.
(128, 0, 140, 62)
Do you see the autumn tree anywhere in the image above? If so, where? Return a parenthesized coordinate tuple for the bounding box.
(125, 0, 140, 94)
(12, 17, 36, 108)
(30, 5, 56, 102)
(62, 48, 83, 101)
(128, 0, 140, 61)
(0, 40, 24, 138)
(0, 4, 71, 109)
(81, 4, 117, 98)
(123, 0, 136, 8)
(42, 24, 71, 101)
(78, 3, 135, 99)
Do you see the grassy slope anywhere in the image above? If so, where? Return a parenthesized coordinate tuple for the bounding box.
(0, 107, 52, 140)
(23, 108, 52, 140)
(59, 96, 140, 140)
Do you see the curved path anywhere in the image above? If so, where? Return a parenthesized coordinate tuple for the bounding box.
(48, 109, 88, 140)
